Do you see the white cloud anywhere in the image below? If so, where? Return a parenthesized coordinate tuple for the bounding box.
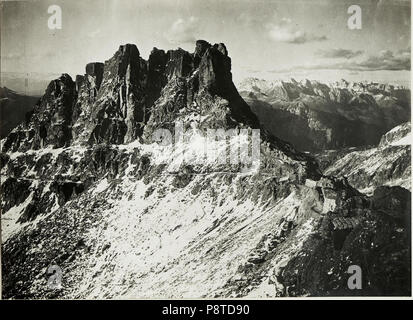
(267, 18, 327, 44)
(316, 48, 364, 59)
(270, 47, 411, 72)
(87, 28, 102, 38)
(165, 17, 199, 45)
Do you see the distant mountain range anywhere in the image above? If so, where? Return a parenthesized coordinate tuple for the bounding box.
(1, 72, 59, 96)
(0, 87, 39, 138)
(238, 78, 410, 152)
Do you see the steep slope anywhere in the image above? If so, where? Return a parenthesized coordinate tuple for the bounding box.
(1, 42, 410, 298)
(0, 87, 40, 138)
(275, 185, 411, 297)
(239, 78, 410, 152)
(324, 122, 411, 194)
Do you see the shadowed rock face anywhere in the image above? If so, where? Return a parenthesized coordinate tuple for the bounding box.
(3, 74, 76, 152)
(199, 43, 232, 95)
(85, 63, 104, 90)
(146, 48, 168, 109)
(193, 40, 211, 68)
(142, 41, 260, 141)
(279, 185, 411, 297)
(86, 44, 147, 144)
(196, 43, 259, 128)
(165, 49, 193, 79)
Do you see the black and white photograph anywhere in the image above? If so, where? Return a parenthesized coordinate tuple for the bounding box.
(0, 0, 411, 301)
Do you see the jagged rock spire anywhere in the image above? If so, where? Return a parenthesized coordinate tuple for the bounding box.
(3, 73, 76, 152)
(3, 40, 261, 151)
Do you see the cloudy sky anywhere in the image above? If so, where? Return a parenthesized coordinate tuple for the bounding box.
(1, 0, 411, 93)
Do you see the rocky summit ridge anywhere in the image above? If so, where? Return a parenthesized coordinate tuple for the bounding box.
(3, 41, 261, 152)
(0, 41, 410, 298)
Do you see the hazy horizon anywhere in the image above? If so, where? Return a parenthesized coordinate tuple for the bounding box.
(1, 0, 411, 94)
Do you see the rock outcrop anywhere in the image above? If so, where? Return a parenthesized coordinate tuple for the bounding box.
(3, 74, 76, 152)
(324, 122, 411, 193)
(277, 185, 411, 296)
(78, 44, 147, 144)
(379, 122, 411, 147)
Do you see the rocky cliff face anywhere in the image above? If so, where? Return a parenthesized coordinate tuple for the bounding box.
(323, 122, 411, 194)
(3, 75, 77, 152)
(277, 185, 410, 297)
(379, 122, 411, 147)
(239, 78, 410, 152)
(1, 41, 410, 298)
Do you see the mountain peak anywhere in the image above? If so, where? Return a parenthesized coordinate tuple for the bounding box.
(1, 40, 410, 299)
(2, 40, 266, 152)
